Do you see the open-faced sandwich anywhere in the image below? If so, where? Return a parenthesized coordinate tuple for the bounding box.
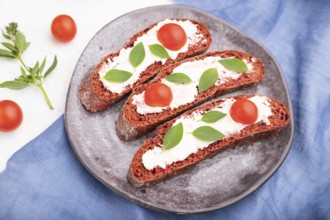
(127, 94, 290, 187)
(79, 18, 212, 112)
(116, 50, 265, 141)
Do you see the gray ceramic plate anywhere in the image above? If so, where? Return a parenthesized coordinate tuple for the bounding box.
(65, 5, 294, 214)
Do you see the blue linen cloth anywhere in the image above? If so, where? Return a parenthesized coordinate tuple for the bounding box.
(1, 0, 330, 219)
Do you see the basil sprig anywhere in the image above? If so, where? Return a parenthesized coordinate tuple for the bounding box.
(0, 22, 57, 109)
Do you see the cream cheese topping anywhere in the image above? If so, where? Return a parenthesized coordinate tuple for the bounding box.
(142, 96, 272, 170)
(132, 56, 254, 114)
(98, 19, 203, 94)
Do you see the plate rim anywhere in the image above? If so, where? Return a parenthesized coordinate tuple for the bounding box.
(64, 4, 295, 214)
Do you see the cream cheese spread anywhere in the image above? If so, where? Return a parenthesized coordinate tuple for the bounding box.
(142, 96, 272, 170)
(98, 19, 204, 94)
(132, 56, 254, 114)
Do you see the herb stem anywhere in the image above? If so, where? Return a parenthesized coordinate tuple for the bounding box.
(18, 54, 54, 110)
(1, 22, 56, 110)
(17, 54, 29, 71)
(38, 84, 54, 110)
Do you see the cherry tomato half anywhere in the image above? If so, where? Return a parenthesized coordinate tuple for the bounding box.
(230, 99, 258, 124)
(157, 23, 187, 51)
(51, 14, 77, 42)
(0, 100, 23, 132)
(144, 83, 173, 107)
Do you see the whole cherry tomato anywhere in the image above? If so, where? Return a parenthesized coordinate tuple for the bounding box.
(51, 14, 77, 42)
(0, 100, 23, 132)
(157, 23, 187, 51)
(230, 99, 258, 124)
(144, 83, 173, 107)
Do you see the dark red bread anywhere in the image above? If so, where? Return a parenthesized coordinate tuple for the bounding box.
(79, 18, 212, 112)
(116, 50, 265, 141)
(127, 94, 290, 188)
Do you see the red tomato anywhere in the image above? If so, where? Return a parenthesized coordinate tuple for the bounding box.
(157, 23, 187, 51)
(0, 100, 23, 132)
(51, 14, 77, 42)
(144, 83, 173, 107)
(230, 99, 258, 124)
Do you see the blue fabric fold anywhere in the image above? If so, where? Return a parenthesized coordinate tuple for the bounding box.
(1, 0, 330, 219)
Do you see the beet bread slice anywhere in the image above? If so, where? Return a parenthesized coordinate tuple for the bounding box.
(79, 18, 212, 112)
(116, 50, 265, 141)
(127, 94, 290, 188)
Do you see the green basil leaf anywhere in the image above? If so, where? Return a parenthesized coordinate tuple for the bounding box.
(198, 68, 218, 93)
(149, 44, 169, 59)
(2, 30, 11, 40)
(192, 126, 224, 142)
(39, 57, 46, 74)
(0, 49, 15, 58)
(23, 42, 30, 51)
(44, 56, 57, 78)
(104, 69, 133, 83)
(0, 80, 29, 90)
(1, 42, 17, 52)
(15, 31, 27, 53)
(29, 62, 39, 83)
(166, 73, 192, 84)
(17, 75, 29, 83)
(200, 110, 227, 123)
(218, 58, 248, 73)
(163, 122, 183, 150)
(20, 66, 27, 77)
(129, 42, 145, 68)
(31, 61, 39, 76)
(32, 61, 40, 76)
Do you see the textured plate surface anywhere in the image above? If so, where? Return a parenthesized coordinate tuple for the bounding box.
(65, 5, 294, 214)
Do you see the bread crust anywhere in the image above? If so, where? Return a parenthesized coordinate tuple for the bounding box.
(116, 50, 265, 141)
(79, 18, 212, 112)
(127, 94, 290, 188)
